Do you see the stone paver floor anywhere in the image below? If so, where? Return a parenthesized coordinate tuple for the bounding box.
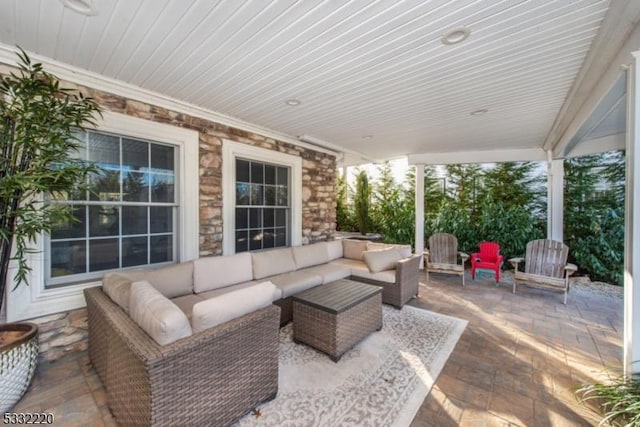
(12, 271, 622, 426)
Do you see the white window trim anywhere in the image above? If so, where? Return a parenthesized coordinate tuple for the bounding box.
(6, 111, 199, 321)
(222, 139, 302, 255)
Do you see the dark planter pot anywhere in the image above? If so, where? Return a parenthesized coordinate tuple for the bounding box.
(0, 322, 38, 412)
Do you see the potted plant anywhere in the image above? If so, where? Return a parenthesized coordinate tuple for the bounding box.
(0, 48, 101, 411)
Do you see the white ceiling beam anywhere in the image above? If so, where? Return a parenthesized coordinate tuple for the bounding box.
(564, 133, 626, 158)
(407, 148, 545, 166)
(545, 0, 640, 157)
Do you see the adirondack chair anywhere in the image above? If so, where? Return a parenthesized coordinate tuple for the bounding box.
(471, 242, 503, 283)
(509, 239, 578, 304)
(424, 233, 469, 286)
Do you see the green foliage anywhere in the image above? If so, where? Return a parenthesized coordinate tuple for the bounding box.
(0, 48, 101, 311)
(577, 372, 640, 426)
(370, 162, 414, 246)
(353, 169, 371, 235)
(336, 173, 357, 231)
(564, 151, 625, 286)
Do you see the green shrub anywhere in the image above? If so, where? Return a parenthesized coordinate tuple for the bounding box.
(578, 372, 640, 426)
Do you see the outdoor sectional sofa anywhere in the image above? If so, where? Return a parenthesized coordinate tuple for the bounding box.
(85, 239, 421, 426)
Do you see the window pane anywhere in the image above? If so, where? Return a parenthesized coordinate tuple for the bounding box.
(236, 183, 250, 205)
(250, 184, 263, 205)
(51, 206, 86, 240)
(150, 235, 173, 263)
(265, 186, 276, 206)
(122, 171, 148, 202)
(277, 186, 288, 206)
(250, 208, 262, 228)
(275, 229, 286, 247)
(88, 132, 119, 169)
(264, 165, 276, 185)
(122, 206, 147, 236)
(275, 209, 286, 227)
(236, 159, 250, 183)
(235, 208, 248, 230)
(122, 236, 148, 267)
(251, 162, 264, 184)
(277, 167, 288, 186)
(89, 239, 119, 271)
(151, 174, 174, 203)
(151, 144, 174, 173)
(249, 230, 262, 250)
(263, 209, 274, 227)
(50, 241, 86, 277)
(263, 228, 275, 248)
(236, 230, 248, 253)
(150, 207, 173, 233)
(122, 139, 148, 171)
(89, 170, 121, 201)
(89, 206, 120, 237)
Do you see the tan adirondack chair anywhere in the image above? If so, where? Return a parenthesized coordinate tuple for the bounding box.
(424, 233, 469, 286)
(509, 239, 578, 304)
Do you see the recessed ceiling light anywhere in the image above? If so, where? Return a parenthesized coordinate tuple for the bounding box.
(285, 99, 301, 106)
(362, 135, 373, 140)
(60, 0, 98, 16)
(470, 108, 488, 116)
(441, 27, 471, 45)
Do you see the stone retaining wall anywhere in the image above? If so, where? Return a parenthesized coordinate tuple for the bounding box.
(31, 309, 88, 363)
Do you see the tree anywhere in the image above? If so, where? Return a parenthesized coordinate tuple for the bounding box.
(0, 49, 101, 312)
(371, 162, 414, 245)
(353, 169, 371, 235)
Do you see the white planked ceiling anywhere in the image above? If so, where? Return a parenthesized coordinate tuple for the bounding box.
(0, 0, 626, 162)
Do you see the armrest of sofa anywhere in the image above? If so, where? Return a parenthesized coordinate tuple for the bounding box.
(395, 254, 421, 291)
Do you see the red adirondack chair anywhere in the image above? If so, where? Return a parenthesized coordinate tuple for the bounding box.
(471, 242, 503, 283)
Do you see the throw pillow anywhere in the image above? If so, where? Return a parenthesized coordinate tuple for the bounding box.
(363, 248, 403, 273)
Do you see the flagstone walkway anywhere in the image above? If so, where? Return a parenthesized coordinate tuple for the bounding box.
(12, 271, 622, 426)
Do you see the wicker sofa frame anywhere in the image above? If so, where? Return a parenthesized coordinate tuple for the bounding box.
(85, 287, 280, 426)
(274, 254, 421, 326)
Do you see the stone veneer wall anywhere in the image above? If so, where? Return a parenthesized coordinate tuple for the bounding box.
(28, 83, 337, 361)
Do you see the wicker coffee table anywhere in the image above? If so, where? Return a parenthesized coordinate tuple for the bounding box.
(292, 279, 382, 362)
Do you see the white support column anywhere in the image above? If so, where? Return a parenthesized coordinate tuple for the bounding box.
(546, 152, 564, 242)
(624, 52, 640, 376)
(415, 164, 425, 267)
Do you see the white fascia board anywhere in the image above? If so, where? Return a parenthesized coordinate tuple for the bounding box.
(551, 22, 640, 157)
(0, 43, 345, 158)
(407, 148, 546, 165)
(565, 133, 626, 158)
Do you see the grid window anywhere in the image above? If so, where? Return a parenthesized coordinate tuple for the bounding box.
(47, 130, 178, 287)
(235, 158, 289, 253)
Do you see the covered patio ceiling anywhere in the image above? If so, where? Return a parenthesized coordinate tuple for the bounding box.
(1, 0, 639, 166)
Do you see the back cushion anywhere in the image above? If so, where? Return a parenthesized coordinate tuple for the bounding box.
(102, 271, 145, 312)
(367, 242, 389, 251)
(292, 242, 329, 269)
(326, 240, 343, 260)
(363, 248, 403, 273)
(252, 247, 297, 280)
(343, 239, 368, 260)
(193, 253, 253, 293)
(129, 280, 192, 346)
(191, 281, 276, 332)
(143, 262, 194, 298)
(394, 245, 413, 258)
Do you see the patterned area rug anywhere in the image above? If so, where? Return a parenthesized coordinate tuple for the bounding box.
(235, 305, 467, 427)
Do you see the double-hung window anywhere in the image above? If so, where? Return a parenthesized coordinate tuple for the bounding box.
(47, 130, 178, 287)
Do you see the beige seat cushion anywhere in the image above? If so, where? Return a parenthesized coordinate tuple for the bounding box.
(193, 252, 253, 293)
(198, 280, 282, 301)
(300, 264, 351, 284)
(292, 242, 329, 269)
(129, 280, 192, 346)
(170, 294, 206, 321)
(363, 248, 402, 273)
(329, 258, 367, 269)
(252, 247, 297, 280)
(191, 281, 277, 333)
(343, 239, 368, 260)
(349, 263, 396, 284)
(326, 240, 343, 260)
(267, 271, 322, 298)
